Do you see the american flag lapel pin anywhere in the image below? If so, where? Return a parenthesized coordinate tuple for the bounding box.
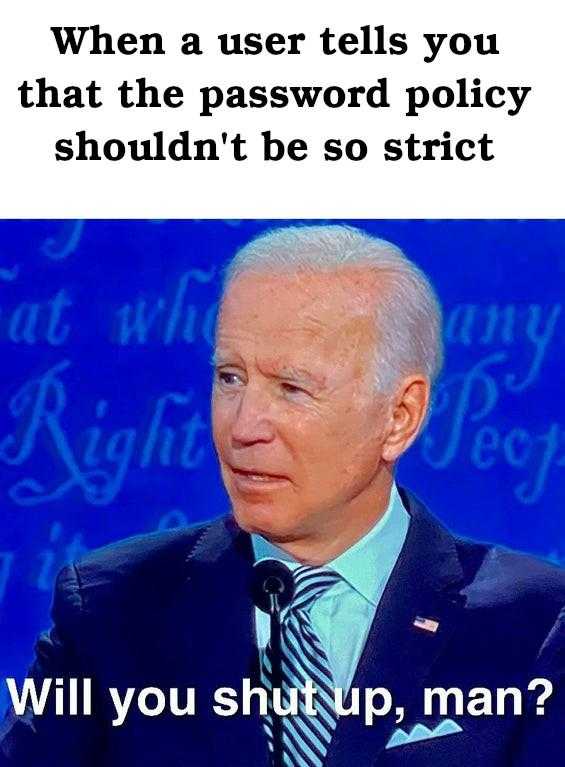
(413, 615, 440, 633)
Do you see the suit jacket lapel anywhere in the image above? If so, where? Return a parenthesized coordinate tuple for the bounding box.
(325, 489, 467, 767)
(161, 516, 270, 767)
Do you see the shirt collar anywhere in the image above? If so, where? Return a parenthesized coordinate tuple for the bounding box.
(251, 483, 410, 606)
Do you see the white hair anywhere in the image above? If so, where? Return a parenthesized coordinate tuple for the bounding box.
(222, 225, 443, 392)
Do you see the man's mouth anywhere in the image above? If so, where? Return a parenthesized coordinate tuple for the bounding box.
(229, 466, 289, 483)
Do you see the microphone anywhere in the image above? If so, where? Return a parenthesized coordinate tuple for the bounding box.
(251, 559, 294, 767)
(251, 559, 295, 614)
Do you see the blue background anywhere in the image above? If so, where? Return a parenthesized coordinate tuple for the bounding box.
(1, 219, 564, 717)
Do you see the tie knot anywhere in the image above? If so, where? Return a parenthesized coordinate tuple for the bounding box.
(290, 565, 341, 614)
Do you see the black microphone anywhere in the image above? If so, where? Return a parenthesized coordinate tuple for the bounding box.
(251, 559, 295, 614)
(251, 559, 294, 767)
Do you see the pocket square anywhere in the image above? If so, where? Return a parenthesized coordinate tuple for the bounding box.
(386, 719, 463, 749)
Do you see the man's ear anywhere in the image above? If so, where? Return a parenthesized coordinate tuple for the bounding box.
(381, 375, 430, 462)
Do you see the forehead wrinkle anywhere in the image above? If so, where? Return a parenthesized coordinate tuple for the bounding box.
(221, 268, 383, 333)
(256, 356, 327, 389)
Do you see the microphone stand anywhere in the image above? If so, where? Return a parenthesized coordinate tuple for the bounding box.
(269, 592, 284, 767)
(251, 560, 294, 767)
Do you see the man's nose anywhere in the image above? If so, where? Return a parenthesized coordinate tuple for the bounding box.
(230, 386, 275, 447)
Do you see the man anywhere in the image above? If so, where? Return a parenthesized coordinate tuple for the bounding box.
(1, 225, 564, 766)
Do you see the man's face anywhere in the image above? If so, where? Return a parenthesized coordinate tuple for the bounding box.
(212, 267, 391, 546)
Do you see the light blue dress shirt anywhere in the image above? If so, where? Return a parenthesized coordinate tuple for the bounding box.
(252, 484, 410, 693)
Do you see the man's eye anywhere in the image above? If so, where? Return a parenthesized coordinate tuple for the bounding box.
(217, 371, 243, 386)
(281, 382, 308, 397)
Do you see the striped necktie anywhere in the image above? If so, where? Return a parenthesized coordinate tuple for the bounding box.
(261, 565, 342, 767)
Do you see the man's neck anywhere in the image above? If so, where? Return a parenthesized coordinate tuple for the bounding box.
(270, 475, 395, 565)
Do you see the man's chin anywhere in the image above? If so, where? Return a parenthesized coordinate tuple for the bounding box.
(230, 503, 301, 544)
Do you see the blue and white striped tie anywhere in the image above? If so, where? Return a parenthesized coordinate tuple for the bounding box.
(261, 565, 341, 767)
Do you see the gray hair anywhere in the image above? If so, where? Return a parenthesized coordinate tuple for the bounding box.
(222, 225, 443, 393)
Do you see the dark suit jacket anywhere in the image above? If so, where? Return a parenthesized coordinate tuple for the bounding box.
(1, 489, 564, 766)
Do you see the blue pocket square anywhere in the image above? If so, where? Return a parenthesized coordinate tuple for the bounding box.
(386, 719, 463, 749)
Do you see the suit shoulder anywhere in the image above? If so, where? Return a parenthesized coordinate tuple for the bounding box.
(405, 489, 565, 610)
(67, 519, 221, 612)
(457, 537, 565, 612)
